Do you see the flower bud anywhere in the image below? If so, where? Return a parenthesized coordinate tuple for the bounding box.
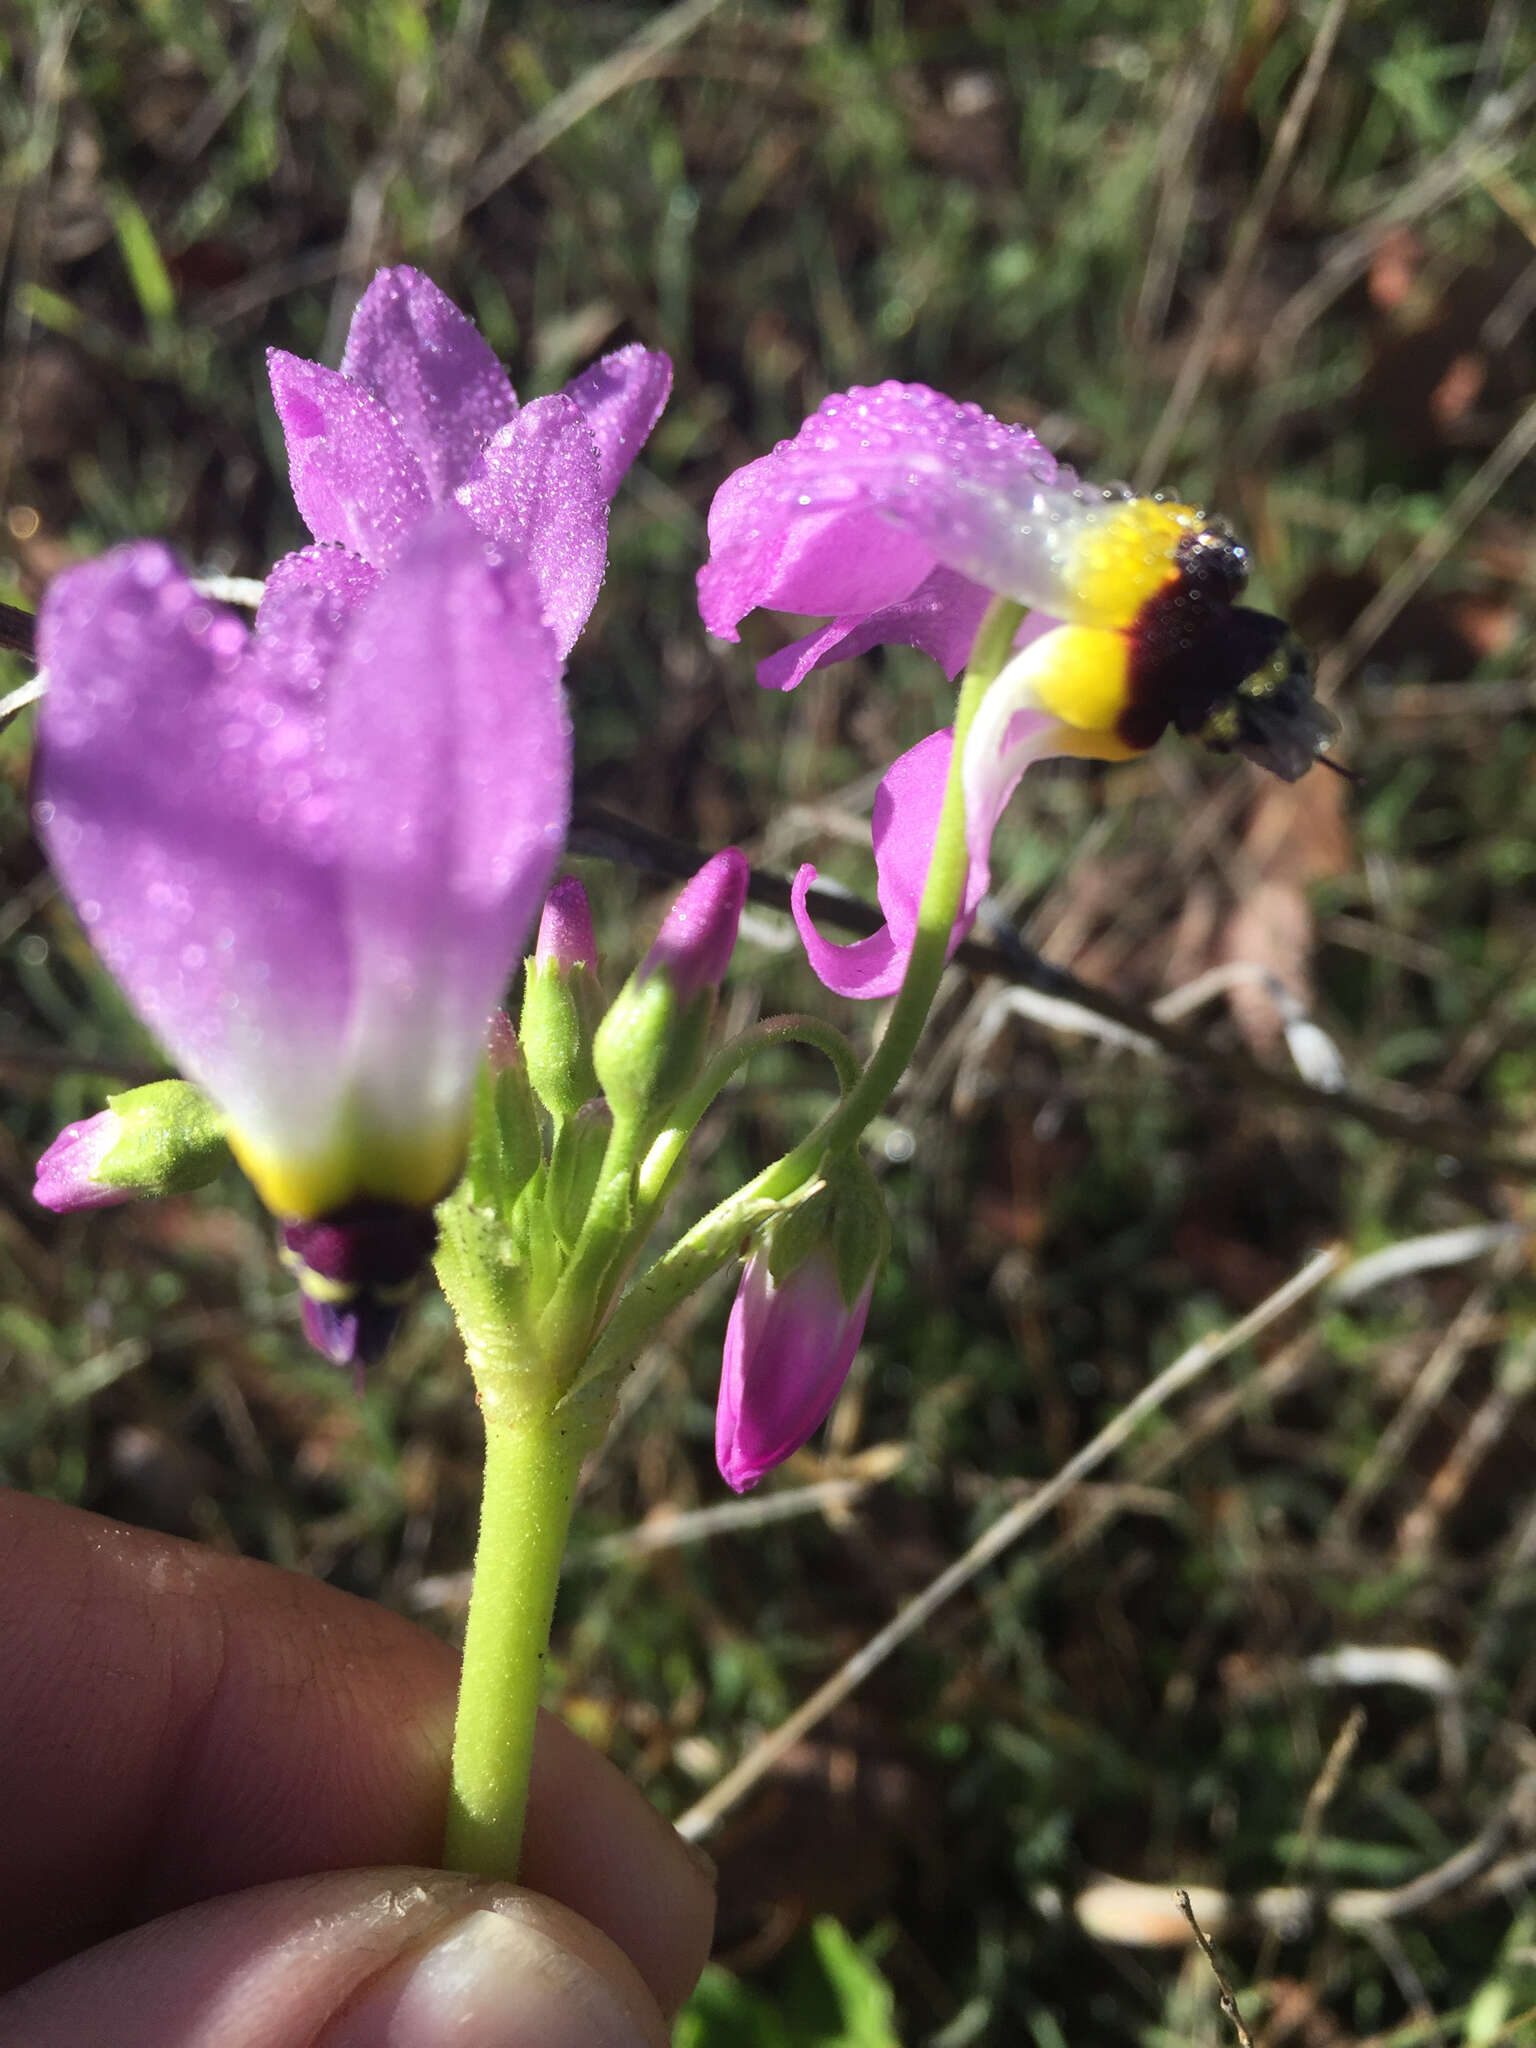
(592, 850, 749, 1130)
(715, 1159, 887, 1493)
(463, 1012, 544, 1216)
(521, 878, 603, 1122)
(33, 1080, 228, 1214)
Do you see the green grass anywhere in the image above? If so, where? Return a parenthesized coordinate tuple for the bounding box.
(4, 2, 1536, 2040)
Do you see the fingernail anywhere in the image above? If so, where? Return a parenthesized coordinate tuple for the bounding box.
(320, 1904, 659, 2048)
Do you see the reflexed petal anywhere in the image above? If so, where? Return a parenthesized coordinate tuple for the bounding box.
(698, 382, 1066, 641)
(326, 503, 570, 1179)
(268, 352, 431, 563)
(340, 266, 519, 499)
(457, 394, 606, 657)
(716, 1248, 873, 1492)
(790, 729, 984, 1001)
(756, 566, 993, 692)
(700, 501, 934, 641)
(562, 344, 673, 501)
(35, 545, 354, 1173)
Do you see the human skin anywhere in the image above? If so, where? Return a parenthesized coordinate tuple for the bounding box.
(0, 1490, 715, 2047)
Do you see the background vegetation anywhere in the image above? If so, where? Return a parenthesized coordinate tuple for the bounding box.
(3, 2, 1535, 2041)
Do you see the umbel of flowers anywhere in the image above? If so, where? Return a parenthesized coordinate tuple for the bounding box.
(30, 271, 1333, 1885)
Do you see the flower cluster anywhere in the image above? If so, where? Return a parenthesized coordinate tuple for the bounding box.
(34, 268, 668, 1359)
(32, 303, 1330, 1498)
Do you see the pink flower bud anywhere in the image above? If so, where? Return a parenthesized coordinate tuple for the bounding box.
(642, 848, 749, 1005)
(485, 1007, 521, 1072)
(33, 1112, 133, 1213)
(715, 1246, 873, 1492)
(535, 876, 599, 976)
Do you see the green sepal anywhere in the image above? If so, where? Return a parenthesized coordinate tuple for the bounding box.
(591, 972, 711, 1137)
(828, 1151, 890, 1308)
(98, 1080, 228, 1195)
(434, 1186, 535, 1369)
(520, 958, 601, 1124)
(764, 1184, 837, 1285)
(546, 1099, 613, 1251)
(764, 1153, 888, 1309)
(464, 1040, 544, 1219)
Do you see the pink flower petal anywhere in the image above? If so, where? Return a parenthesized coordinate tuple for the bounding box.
(536, 876, 599, 975)
(562, 344, 673, 501)
(698, 382, 1065, 643)
(756, 566, 993, 691)
(327, 503, 570, 1144)
(268, 352, 431, 564)
(641, 848, 749, 1003)
(457, 394, 606, 657)
(340, 266, 519, 500)
(33, 1112, 129, 1212)
(35, 517, 571, 1206)
(35, 544, 353, 1166)
(790, 729, 985, 1000)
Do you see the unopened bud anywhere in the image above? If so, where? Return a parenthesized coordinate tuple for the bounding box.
(34, 1080, 227, 1213)
(522, 878, 603, 1122)
(463, 1013, 544, 1216)
(716, 1156, 887, 1493)
(592, 850, 749, 1129)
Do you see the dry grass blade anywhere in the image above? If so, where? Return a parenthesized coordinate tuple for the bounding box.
(676, 1246, 1343, 1841)
(1128, 0, 1239, 358)
(460, 0, 733, 219)
(1255, 1704, 1367, 1983)
(1177, 1889, 1256, 2048)
(1331, 1232, 1528, 1540)
(1257, 68, 1536, 380)
(1315, 392, 1536, 697)
(1136, 0, 1351, 486)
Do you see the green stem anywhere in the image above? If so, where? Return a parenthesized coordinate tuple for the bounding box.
(635, 1012, 860, 1212)
(443, 1388, 604, 1877)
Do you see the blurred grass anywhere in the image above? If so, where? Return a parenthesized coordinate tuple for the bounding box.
(3, 1, 1536, 2041)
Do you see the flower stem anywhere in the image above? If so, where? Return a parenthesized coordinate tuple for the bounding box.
(568, 597, 1025, 1395)
(443, 1389, 603, 1878)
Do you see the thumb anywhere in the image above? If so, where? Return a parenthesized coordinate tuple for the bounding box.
(0, 1867, 671, 2048)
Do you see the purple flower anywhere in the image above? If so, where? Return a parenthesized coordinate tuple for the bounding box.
(270, 265, 672, 657)
(699, 381, 1332, 998)
(715, 1247, 874, 1492)
(696, 384, 1110, 997)
(698, 383, 1071, 692)
(33, 503, 570, 1231)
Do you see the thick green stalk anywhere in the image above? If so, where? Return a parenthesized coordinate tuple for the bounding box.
(443, 1388, 604, 1877)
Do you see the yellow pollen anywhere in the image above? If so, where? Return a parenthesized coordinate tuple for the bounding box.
(1062, 499, 1201, 629)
